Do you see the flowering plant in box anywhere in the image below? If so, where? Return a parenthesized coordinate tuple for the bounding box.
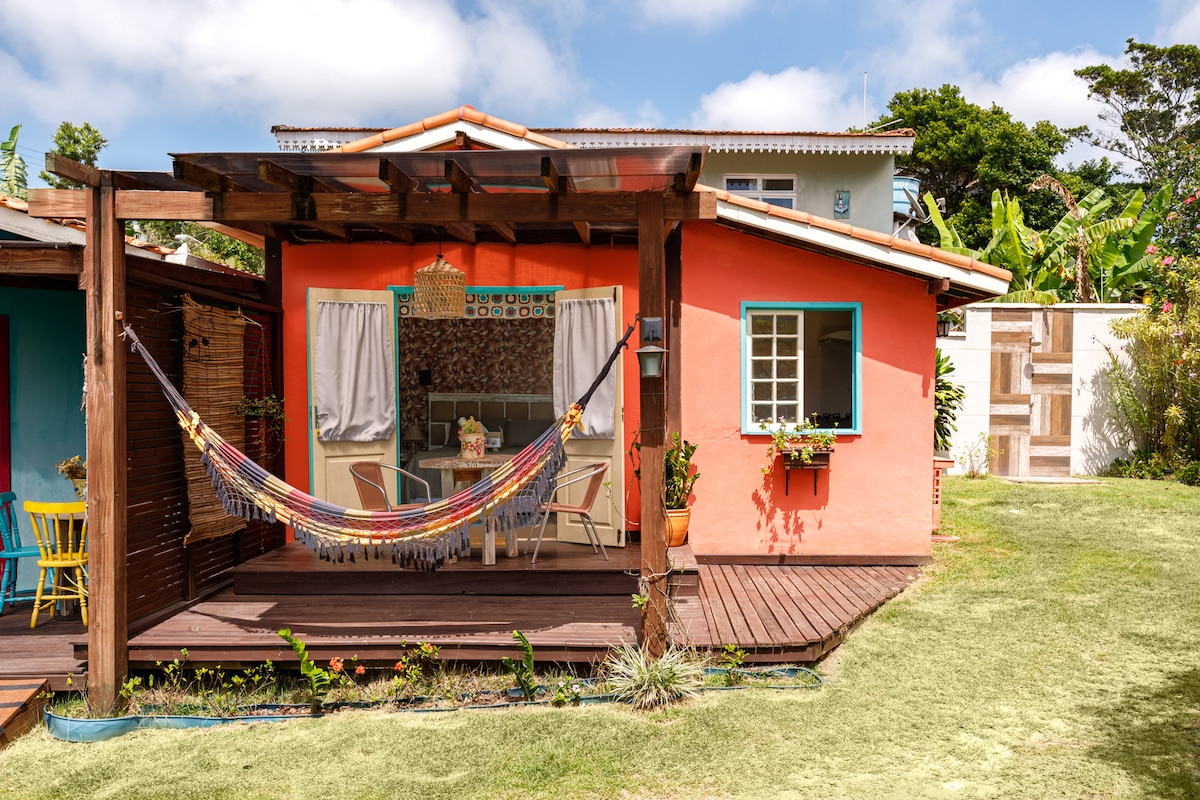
(458, 416, 483, 435)
(759, 416, 837, 475)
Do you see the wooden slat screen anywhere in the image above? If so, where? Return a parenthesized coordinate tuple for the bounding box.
(124, 285, 284, 622)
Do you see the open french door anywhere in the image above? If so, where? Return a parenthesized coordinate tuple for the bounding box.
(553, 286, 626, 548)
(306, 288, 399, 509)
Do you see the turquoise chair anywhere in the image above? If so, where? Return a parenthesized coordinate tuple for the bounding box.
(0, 491, 40, 615)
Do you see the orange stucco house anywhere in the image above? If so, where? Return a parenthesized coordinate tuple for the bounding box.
(275, 107, 1011, 565)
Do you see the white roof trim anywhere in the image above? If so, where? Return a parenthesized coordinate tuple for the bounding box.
(715, 200, 1010, 297)
(364, 121, 553, 153)
(541, 130, 913, 155)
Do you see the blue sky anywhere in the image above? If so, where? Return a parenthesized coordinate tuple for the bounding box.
(1, 0, 1198, 183)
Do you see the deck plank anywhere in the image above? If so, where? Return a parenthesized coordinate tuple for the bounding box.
(718, 565, 773, 647)
(754, 566, 823, 644)
(733, 565, 790, 646)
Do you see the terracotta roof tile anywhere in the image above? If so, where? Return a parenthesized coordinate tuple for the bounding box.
(334, 105, 571, 153)
(711, 188, 1012, 284)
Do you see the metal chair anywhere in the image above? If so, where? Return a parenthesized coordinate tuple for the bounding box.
(527, 462, 610, 564)
(0, 491, 40, 615)
(26, 500, 88, 629)
(348, 462, 434, 512)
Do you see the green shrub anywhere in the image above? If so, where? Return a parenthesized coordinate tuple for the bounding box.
(1176, 461, 1200, 485)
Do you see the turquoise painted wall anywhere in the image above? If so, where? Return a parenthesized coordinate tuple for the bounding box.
(0, 287, 86, 592)
(701, 151, 896, 234)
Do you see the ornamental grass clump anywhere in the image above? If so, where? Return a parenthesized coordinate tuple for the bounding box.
(602, 643, 703, 710)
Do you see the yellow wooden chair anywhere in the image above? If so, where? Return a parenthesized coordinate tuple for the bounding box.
(26, 501, 87, 629)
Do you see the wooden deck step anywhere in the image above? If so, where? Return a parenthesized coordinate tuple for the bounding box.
(106, 591, 641, 667)
(671, 564, 920, 663)
(0, 679, 49, 748)
(231, 540, 645, 597)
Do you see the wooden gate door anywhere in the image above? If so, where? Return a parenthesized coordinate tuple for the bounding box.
(989, 308, 1073, 477)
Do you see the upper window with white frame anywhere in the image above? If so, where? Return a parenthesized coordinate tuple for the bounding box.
(742, 302, 861, 434)
(724, 175, 798, 209)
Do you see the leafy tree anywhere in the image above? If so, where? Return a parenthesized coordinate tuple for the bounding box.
(876, 85, 1079, 248)
(0, 125, 27, 200)
(924, 179, 1165, 303)
(131, 220, 265, 275)
(1076, 39, 1200, 190)
(39, 121, 108, 188)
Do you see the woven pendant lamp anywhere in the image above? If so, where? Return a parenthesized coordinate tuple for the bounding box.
(413, 254, 466, 318)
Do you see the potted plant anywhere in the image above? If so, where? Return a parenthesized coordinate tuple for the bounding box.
(759, 416, 837, 476)
(56, 454, 87, 499)
(664, 433, 700, 547)
(458, 416, 485, 459)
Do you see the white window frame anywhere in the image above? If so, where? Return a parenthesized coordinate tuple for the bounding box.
(723, 174, 798, 209)
(741, 301, 862, 436)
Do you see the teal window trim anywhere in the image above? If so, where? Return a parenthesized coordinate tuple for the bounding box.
(740, 301, 862, 436)
(388, 285, 564, 295)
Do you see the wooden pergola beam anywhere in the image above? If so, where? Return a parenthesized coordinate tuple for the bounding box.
(29, 188, 717, 225)
(638, 193, 668, 658)
(0, 246, 81, 274)
(443, 221, 477, 244)
(541, 156, 591, 244)
(45, 153, 101, 188)
(674, 152, 703, 193)
(257, 160, 314, 194)
(85, 173, 128, 713)
(444, 159, 478, 194)
(378, 160, 418, 193)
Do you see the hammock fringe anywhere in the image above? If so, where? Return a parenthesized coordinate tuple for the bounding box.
(122, 320, 617, 573)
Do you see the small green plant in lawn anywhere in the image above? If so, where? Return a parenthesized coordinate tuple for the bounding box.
(278, 627, 332, 714)
(955, 431, 998, 479)
(717, 644, 747, 686)
(550, 679, 585, 707)
(502, 629, 539, 700)
(392, 641, 441, 701)
(603, 643, 703, 710)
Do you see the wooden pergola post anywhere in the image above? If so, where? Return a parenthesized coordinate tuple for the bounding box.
(638, 194, 668, 656)
(84, 171, 128, 712)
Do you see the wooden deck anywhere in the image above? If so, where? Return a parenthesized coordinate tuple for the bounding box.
(672, 564, 920, 662)
(0, 610, 86, 691)
(0, 678, 49, 748)
(0, 540, 921, 684)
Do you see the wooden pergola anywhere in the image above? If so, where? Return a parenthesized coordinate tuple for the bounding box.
(28, 146, 716, 711)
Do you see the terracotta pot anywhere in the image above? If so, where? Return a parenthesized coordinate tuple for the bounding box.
(459, 433, 485, 459)
(665, 507, 690, 547)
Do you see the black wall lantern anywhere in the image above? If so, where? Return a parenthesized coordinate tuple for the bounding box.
(635, 316, 667, 378)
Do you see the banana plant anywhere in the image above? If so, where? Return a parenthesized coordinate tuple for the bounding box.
(0, 124, 27, 201)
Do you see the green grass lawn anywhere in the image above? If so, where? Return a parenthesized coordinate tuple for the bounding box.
(3, 476, 1200, 799)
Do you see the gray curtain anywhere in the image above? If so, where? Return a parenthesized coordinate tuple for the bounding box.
(314, 300, 396, 441)
(553, 297, 616, 439)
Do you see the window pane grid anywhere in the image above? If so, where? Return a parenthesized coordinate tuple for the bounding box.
(748, 311, 802, 424)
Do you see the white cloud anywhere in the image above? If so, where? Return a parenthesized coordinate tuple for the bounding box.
(959, 49, 1132, 172)
(635, 0, 756, 28)
(962, 50, 1112, 130)
(1157, 0, 1200, 44)
(691, 67, 864, 131)
(572, 101, 664, 129)
(0, 0, 577, 130)
(862, 0, 982, 91)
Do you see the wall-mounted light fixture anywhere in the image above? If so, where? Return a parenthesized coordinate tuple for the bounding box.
(635, 316, 667, 378)
(936, 317, 952, 337)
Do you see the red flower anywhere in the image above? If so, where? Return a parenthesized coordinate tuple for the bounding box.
(393, 660, 406, 671)
(329, 657, 344, 673)
(355, 664, 365, 676)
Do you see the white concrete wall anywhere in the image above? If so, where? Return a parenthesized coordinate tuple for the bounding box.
(937, 304, 1140, 476)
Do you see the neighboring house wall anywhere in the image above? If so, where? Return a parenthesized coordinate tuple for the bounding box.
(279, 223, 939, 560)
(938, 304, 1140, 477)
(701, 151, 896, 234)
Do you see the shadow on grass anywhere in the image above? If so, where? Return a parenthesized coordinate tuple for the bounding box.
(1087, 666, 1200, 798)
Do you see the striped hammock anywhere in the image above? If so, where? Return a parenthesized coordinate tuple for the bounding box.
(122, 320, 631, 573)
